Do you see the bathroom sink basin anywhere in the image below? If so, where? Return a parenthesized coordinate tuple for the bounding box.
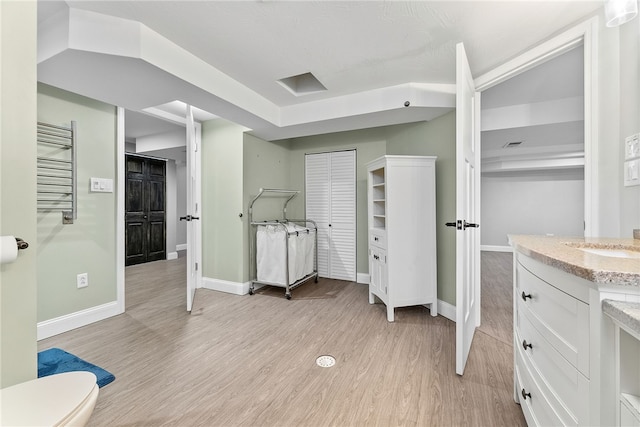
(564, 243, 640, 259)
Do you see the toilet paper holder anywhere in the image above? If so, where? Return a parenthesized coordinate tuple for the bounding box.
(15, 237, 29, 250)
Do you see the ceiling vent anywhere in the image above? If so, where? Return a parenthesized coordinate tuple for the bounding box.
(503, 141, 523, 148)
(277, 72, 327, 96)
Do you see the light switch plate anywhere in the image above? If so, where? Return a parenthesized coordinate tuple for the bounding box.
(90, 177, 113, 193)
(625, 134, 640, 160)
(624, 159, 640, 187)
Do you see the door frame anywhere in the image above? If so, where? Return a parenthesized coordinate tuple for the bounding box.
(474, 16, 599, 237)
(116, 107, 203, 314)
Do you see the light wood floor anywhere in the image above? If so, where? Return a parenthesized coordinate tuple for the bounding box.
(38, 252, 524, 426)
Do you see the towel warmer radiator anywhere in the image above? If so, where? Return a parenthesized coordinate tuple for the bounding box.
(37, 121, 77, 224)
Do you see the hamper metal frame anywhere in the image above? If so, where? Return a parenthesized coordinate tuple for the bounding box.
(248, 188, 318, 299)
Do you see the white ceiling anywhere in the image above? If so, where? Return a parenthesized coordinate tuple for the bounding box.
(37, 0, 599, 145)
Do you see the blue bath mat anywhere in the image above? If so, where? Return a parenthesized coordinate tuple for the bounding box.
(38, 348, 115, 388)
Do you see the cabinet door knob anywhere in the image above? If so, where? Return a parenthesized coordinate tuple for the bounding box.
(521, 388, 532, 400)
(521, 291, 532, 301)
(522, 340, 533, 350)
(374, 237, 378, 241)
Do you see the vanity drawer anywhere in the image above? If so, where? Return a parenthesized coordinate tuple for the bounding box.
(516, 308, 589, 424)
(517, 261, 590, 376)
(515, 345, 568, 427)
(369, 229, 386, 248)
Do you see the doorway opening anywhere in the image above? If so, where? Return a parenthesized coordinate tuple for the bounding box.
(474, 17, 597, 343)
(120, 109, 189, 310)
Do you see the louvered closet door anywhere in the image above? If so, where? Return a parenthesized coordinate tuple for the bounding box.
(305, 150, 356, 281)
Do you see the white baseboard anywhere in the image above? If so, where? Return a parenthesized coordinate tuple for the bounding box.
(37, 301, 121, 341)
(481, 245, 512, 253)
(437, 299, 456, 322)
(176, 243, 187, 251)
(356, 273, 370, 285)
(202, 276, 253, 295)
(167, 252, 178, 260)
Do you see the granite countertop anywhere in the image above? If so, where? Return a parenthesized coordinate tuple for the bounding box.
(508, 235, 640, 287)
(602, 299, 640, 338)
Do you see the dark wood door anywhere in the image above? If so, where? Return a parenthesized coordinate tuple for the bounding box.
(125, 155, 166, 266)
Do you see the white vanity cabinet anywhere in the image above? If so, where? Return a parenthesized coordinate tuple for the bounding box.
(366, 155, 437, 322)
(514, 253, 591, 426)
(510, 235, 640, 427)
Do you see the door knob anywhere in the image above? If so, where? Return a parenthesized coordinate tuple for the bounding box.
(143, 215, 148, 219)
(463, 220, 479, 229)
(446, 220, 461, 230)
(446, 220, 479, 230)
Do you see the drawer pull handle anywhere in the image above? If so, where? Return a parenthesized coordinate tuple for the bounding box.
(374, 237, 379, 241)
(522, 340, 533, 350)
(521, 388, 532, 400)
(521, 291, 532, 301)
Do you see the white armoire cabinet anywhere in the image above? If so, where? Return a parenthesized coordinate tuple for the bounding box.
(305, 150, 356, 281)
(367, 155, 437, 322)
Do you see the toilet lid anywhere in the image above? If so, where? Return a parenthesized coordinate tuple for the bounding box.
(0, 371, 97, 426)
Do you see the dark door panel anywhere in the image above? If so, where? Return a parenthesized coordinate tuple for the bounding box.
(125, 155, 166, 266)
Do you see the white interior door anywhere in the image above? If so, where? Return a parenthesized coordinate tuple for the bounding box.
(185, 105, 202, 312)
(305, 150, 356, 281)
(327, 151, 356, 281)
(455, 43, 481, 375)
(305, 153, 330, 277)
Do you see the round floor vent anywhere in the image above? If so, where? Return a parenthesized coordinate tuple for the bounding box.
(316, 355, 336, 368)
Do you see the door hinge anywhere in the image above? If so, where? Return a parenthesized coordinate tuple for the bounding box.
(195, 262, 198, 271)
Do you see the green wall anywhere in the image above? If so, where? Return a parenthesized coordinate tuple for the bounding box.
(0, 0, 38, 387)
(243, 134, 291, 282)
(288, 128, 387, 274)
(36, 84, 117, 321)
(386, 112, 457, 306)
(201, 119, 246, 283)
(200, 116, 456, 306)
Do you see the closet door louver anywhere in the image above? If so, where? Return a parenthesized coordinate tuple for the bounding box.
(305, 153, 330, 278)
(327, 151, 356, 281)
(305, 150, 356, 281)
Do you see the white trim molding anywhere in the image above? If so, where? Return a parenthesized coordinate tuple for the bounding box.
(167, 252, 178, 260)
(176, 243, 187, 251)
(356, 273, 370, 285)
(202, 276, 255, 295)
(37, 301, 120, 340)
(437, 299, 456, 322)
(481, 245, 513, 253)
(116, 106, 126, 314)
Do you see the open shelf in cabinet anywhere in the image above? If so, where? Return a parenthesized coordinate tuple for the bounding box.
(619, 328, 640, 424)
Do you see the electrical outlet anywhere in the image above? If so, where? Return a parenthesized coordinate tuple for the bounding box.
(77, 273, 88, 288)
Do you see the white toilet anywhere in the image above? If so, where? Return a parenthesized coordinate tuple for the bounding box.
(0, 371, 99, 426)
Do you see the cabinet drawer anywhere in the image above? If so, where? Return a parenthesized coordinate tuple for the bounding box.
(369, 229, 386, 248)
(515, 346, 568, 427)
(517, 261, 590, 376)
(516, 309, 589, 424)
